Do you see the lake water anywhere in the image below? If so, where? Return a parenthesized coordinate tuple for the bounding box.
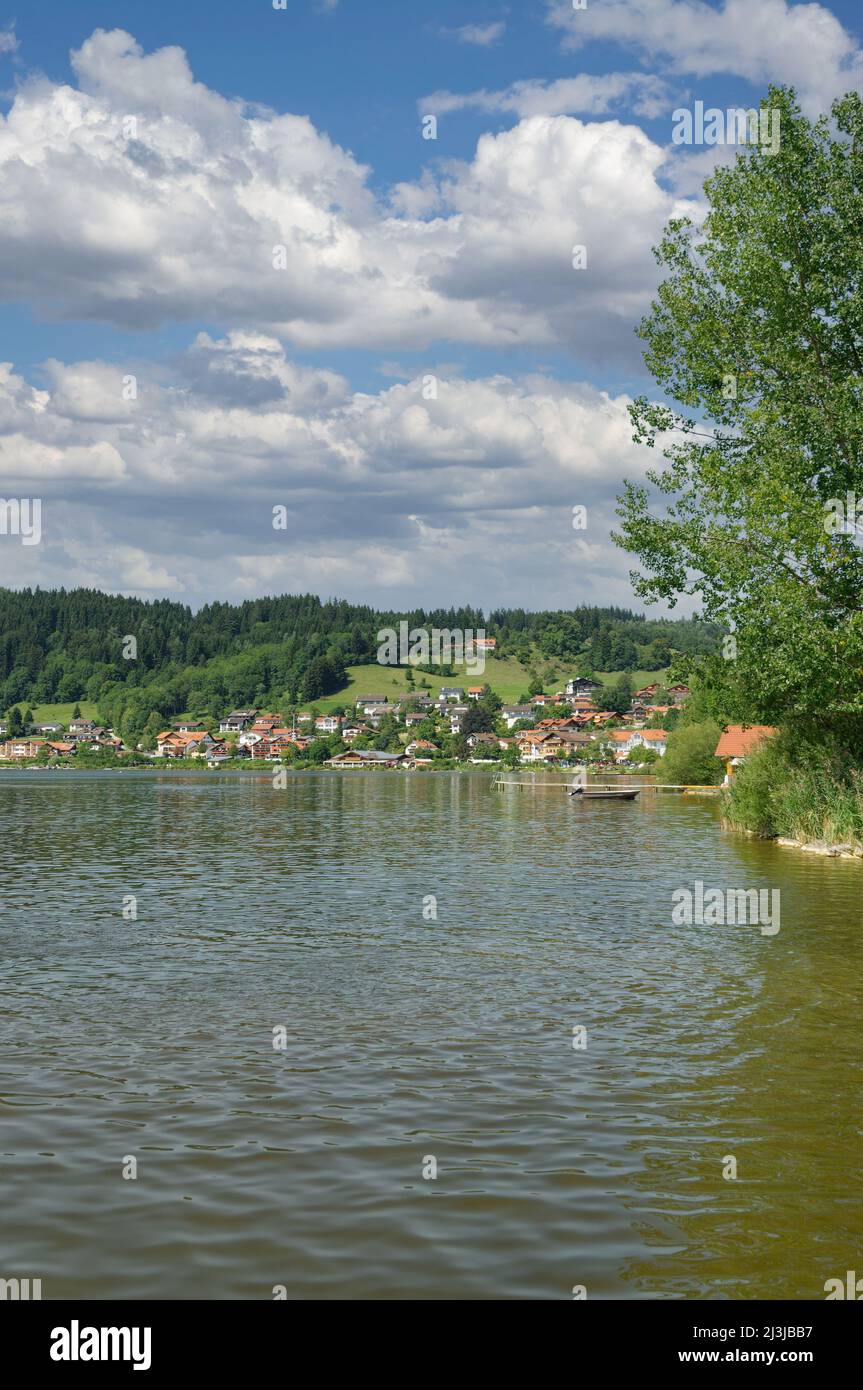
(1, 769, 861, 1300)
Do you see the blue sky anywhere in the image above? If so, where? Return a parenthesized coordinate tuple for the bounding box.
(1, 0, 861, 609)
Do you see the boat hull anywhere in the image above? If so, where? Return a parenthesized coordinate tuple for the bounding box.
(570, 789, 639, 800)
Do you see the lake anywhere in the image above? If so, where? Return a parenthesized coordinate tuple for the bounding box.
(1, 769, 861, 1300)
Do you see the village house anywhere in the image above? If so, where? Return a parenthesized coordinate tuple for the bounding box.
(359, 700, 390, 719)
(438, 687, 465, 702)
(404, 711, 428, 727)
(633, 684, 661, 702)
(406, 739, 438, 762)
(714, 725, 776, 783)
(501, 705, 534, 729)
(272, 734, 310, 756)
(173, 720, 208, 734)
(466, 687, 485, 701)
(0, 737, 47, 760)
(218, 709, 257, 733)
(557, 730, 596, 754)
(205, 748, 233, 766)
(604, 730, 634, 760)
(565, 676, 602, 698)
(46, 740, 77, 757)
(534, 716, 581, 732)
(156, 730, 223, 759)
(604, 728, 668, 762)
(250, 716, 280, 734)
(315, 715, 342, 734)
(449, 705, 470, 734)
(69, 719, 98, 736)
(466, 731, 498, 749)
(516, 731, 565, 762)
(474, 637, 496, 652)
(639, 730, 668, 755)
(77, 736, 124, 754)
(341, 724, 371, 743)
(155, 731, 184, 758)
(668, 685, 691, 705)
(326, 750, 406, 769)
(354, 696, 389, 713)
(29, 721, 64, 734)
(296, 712, 313, 724)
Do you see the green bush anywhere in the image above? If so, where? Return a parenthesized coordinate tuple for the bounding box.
(724, 733, 863, 845)
(660, 720, 723, 786)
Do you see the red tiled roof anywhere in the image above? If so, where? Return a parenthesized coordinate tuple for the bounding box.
(715, 725, 777, 758)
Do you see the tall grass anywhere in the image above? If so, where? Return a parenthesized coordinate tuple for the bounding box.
(724, 732, 863, 846)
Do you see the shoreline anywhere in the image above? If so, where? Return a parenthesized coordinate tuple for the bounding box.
(721, 818, 863, 860)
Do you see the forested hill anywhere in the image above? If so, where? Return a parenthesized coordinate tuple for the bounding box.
(0, 587, 719, 738)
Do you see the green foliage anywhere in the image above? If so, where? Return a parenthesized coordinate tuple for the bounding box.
(0, 587, 719, 744)
(462, 702, 495, 736)
(725, 732, 863, 845)
(661, 720, 724, 786)
(722, 733, 861, 839)
(596, 684, 630, 714)
(615, 87, 863, 748)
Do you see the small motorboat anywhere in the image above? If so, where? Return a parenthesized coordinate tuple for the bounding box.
(569, 786, 639, 800)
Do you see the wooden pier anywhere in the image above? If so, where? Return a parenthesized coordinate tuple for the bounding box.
(492, 775, 720, 794)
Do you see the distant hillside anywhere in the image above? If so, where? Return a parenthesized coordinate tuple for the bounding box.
(0, 587, 720, 741)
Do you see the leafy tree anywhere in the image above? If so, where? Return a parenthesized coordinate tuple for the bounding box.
(615, 88, 863, 752)
(661, 721, 724, 786)
(479, 683, 502, 712)
(303, 655, 347, 702)
(462, 703, 494, 736)
(596, 685, 629, 715)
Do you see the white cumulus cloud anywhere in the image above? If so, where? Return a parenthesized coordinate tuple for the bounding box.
(0, 335, 657, 607)
(547, 0, 863, 116)
(0, 29, 695, 360)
